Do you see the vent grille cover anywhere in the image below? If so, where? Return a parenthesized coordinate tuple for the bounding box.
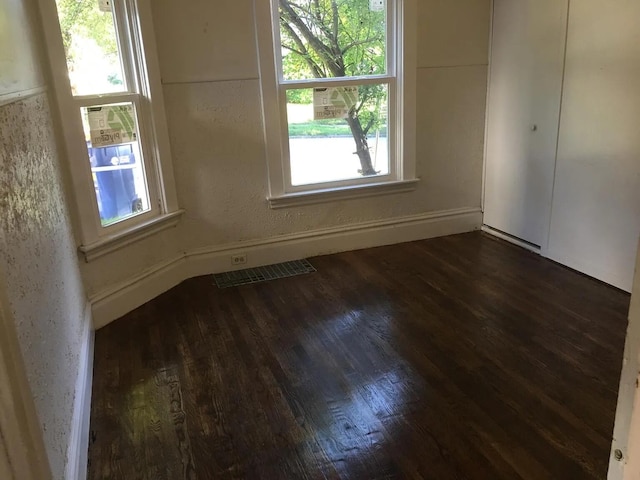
(213, 259, 316, 288)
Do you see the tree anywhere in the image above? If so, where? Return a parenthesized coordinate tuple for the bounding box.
(279, 0, 387, 176)
(55, 0, 121, 91)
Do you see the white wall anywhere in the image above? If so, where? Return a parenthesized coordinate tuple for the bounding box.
(0, 0, 90, 477)
(0, 0, 43, 96)
(547, 0, 640, 292)
(79, 0, 491, 305)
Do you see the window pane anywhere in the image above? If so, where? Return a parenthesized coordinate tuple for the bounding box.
(81, 103, 151, 226)
(288, 85, 389, 186)
(55, 0, 126, 96)
(279, 0, 387, 81)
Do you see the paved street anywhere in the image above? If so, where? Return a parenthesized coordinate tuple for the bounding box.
(289, 136, 389, 185)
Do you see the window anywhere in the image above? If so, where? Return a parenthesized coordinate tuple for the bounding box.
(257, 0, 417, 207)
(39, 0, 180, 257)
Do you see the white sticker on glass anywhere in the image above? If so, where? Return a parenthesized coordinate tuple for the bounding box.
(369, 0, 385, 12)
(87, 105, 138, 147)
(98, 0, 112, 12)
(313, 87, 359, 120)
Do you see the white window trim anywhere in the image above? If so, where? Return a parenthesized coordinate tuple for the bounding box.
(255, 0, 417, 208)
(37, 0, 181, 259)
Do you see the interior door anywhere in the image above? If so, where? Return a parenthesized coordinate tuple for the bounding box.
(483, 0, 568, 246)
(547, 0, 640, 292)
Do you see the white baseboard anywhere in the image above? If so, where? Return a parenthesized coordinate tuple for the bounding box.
(481, 225, 541, 253)
(91, 207, 482, 329)
(91, 256, 185, 330)
(65, 303, 94, 480)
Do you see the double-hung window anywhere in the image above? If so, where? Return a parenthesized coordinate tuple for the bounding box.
(257, 0, 417, 207)
(41, 0, 180, 258)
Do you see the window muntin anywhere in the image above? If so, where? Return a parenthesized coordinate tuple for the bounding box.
(54, 0, 158, 228)
(272, 0, 397, 191)
(80, 103, 151, 226)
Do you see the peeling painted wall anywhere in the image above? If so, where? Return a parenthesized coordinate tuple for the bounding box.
(79, 0, 491, 297)
(0, 0, 88, 477)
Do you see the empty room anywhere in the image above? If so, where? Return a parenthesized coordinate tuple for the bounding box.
(1, 0, 639, 479)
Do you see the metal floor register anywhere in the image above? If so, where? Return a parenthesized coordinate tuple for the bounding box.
(213, 259, 316, 288)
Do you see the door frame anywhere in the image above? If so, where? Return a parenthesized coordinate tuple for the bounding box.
(608, 240, 640, 479)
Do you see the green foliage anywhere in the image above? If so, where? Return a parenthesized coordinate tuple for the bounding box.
(286, 88, 313, 104)
(288, 120, 387, 137)
(280, 0, 386, 80)
(289, 121, 351, 137)
(280, 0, 388, 137)
(55, 0, 118, 69)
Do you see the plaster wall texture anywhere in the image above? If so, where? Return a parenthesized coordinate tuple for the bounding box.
(0, 0, 88, 477)
(0, 93, 89, 480)
(80, 0, 491, 297)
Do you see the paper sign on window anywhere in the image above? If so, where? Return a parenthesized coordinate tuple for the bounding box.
(369, 0, 385, 12)
(313, 86, 359, 120)
(98, 0, 112, 12)
(87, 104, 138, 147)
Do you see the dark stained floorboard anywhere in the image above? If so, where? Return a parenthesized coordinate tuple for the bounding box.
(88, 232, 630, 479)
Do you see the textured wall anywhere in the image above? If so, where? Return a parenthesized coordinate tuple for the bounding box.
(79, 0, 491, 297)
(0, 0, 89, 476)
(0, 91, 88, 478)
(0, 92, 88, 480)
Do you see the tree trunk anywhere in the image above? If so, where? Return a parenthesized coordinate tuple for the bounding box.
(345, 112, 377, 176)
(279, 0, 378, 177)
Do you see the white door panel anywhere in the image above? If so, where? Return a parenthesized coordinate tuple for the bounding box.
(548, 0, 640, 292)
(484, 0, 568, 246)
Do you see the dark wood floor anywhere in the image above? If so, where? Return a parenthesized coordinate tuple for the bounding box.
(88, 232, 630, 479)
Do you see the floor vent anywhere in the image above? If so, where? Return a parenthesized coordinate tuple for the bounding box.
(213, 259, 316, 288)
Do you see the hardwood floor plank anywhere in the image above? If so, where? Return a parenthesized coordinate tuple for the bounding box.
(88, 232, 630, 479)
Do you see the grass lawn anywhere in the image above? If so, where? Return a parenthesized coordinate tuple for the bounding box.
(289, 122, 351, 137)
(287, 103, 387, 137)
(289, 122, 388, 137)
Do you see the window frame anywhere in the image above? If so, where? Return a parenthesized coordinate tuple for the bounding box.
(38, 0, 181, 256)
(256, 0, 417, 207)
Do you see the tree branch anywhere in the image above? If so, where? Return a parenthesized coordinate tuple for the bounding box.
(281, 19, 326, 78)
(331, 0, 339, 41)
(280, 0, 345, 77)
(341, 35, 382, 56)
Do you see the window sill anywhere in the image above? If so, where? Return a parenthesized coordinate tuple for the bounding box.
(267, 179, 419, 209)
(78, 209, 185, 262)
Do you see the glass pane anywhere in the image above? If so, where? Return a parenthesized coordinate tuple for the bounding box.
(288, 84, 389, 186)
(81, 103, 151, 226)
(55, 0, 126, 96)
(279, 0, 387, 81)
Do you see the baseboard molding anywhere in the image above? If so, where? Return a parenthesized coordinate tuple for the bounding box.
(481, 225, 541, 253)
(91, 255, 186, 330)
(481, 227, 631, 291)
(91, 207, 482, 329)
(65, 304, 94, 480)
